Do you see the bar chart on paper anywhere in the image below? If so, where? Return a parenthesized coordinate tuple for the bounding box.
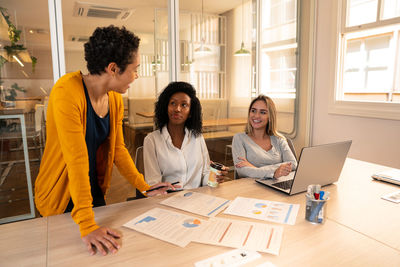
(194, 217, 283, 255)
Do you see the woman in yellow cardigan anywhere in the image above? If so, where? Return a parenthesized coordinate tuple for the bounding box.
(35, 26, 176, 256)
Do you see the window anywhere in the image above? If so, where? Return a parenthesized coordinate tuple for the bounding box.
(259, 0, 298, 99)
(337, 0, 400, 103)
(258, 0, 299, 134)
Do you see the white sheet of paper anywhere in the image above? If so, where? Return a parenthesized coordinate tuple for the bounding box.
(123, 207, 208, 247)
(194, 249, 261, 267)
(160, 191, 230, 217)
(381, 190, 400, 203)
(193, 217, 283, 255)
(223, 197, 299, 225)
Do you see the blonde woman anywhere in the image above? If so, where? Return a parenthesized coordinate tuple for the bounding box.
(232, 95, 297, 178)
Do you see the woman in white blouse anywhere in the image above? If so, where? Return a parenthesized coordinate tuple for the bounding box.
(232, 95, 297, 179)
(143, 82, 227, 188)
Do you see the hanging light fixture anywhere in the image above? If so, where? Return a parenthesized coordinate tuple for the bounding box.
(234, 0, 251, 56)
(194, 0, 212, 54)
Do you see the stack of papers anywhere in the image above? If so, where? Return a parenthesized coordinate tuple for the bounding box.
(124, 208, 283, 255)
(123, 192, 299, 255)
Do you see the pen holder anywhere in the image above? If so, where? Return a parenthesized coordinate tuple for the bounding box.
(305, 194, 328, 224)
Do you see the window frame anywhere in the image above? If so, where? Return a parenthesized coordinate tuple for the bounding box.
(329, 0, 400, 120)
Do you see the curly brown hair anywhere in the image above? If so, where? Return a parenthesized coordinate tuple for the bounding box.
(84, 25, 140, 75)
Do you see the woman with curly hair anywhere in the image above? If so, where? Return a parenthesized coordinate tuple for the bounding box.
(35, 25, 175, 256)
(232, 95, 297, 179)
(143, 81, 228, 189)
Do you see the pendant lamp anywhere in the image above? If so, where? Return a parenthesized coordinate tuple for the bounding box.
(234, 0, 251, 56)
(195, 0, 212, 54)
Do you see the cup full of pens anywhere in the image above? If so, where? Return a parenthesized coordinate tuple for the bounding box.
(305, 184, 330, 224)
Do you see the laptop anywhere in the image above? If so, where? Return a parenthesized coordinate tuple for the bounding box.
(372, 169, 400, 186)
(255, 140, 352, 195)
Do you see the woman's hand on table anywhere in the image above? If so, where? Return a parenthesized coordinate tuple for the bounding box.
(146, 182, 181, 196)
(82, 227, 121, 256)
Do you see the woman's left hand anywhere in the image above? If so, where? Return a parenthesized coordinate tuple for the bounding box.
(235, 157, 255, 168)
(146, 182, 181, 197)
(216, 165, 230, 183)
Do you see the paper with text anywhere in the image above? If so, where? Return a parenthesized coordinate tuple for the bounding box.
(123, 208, 208, 247)
(194, 217, 283, 255)
(160, 191, 230, 217)
(223, 197, 299, 225)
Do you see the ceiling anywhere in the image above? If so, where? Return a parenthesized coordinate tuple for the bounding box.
(0, 0, 244, 51)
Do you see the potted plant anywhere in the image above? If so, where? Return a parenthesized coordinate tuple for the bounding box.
(0, 7, 36, 104)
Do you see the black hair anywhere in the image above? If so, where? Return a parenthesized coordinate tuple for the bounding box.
(84, 25, 140, 75)
(155, 82, 202, 137)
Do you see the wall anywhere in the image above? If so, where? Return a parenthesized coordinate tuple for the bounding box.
(311, 0, 400, 168)
(224, 2, 252, 120)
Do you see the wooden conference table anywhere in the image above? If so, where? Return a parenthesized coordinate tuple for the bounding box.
(1, 158, 400, 266)
(135, 111, 247, 128)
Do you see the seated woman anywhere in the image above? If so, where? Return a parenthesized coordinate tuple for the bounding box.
(143, 81, 227, 188)
(232, 95, 297, 179)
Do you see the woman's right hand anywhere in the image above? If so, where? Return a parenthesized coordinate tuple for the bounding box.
(82, 226, 121, 256)
(146, 182, 180, 197)
(274, 163, 292, 178)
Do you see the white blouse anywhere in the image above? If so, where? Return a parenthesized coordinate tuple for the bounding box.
(143, 126, 210, 189)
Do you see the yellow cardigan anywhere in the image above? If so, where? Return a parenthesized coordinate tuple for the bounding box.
(35, 71, 150, 237)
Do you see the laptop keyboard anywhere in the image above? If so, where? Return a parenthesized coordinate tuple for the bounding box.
(272, 179, 294, 190)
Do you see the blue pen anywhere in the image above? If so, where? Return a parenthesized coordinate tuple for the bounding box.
(319, 191, 325, 200)
(310, 201, 325, 222)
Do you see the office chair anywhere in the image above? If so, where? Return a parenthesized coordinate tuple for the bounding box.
(0, 104, 45, 162)
(285, 137, 297, 160)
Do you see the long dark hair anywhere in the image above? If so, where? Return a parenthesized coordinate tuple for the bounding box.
(155, 82, 202, 137)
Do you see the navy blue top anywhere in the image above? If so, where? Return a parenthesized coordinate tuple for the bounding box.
(65, 79, 110, 213)
(84, 80, 110, 207)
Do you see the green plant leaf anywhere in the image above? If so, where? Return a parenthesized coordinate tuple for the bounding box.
(11, 83, 26, 93)
(4, 44, 26, 58)
(0, 55, 8, 68)
(31, 56, 37, 73)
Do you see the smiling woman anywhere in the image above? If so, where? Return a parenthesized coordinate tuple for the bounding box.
(232, 95, 297, 179)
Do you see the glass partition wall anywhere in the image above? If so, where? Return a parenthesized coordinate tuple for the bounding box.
(0, 0, 53, 222)
(0, 0, 300, 220)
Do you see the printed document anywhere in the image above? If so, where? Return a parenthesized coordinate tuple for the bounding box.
(223, 197, 299, 225)
(123, 207, 208, 247)
(194, 217, 283, 255)
(160, 191, 230, 217)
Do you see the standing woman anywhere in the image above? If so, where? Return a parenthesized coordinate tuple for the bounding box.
(232, 95, 297, 179)
(143, 82, 227, 188)
(35, 26, 174, 256)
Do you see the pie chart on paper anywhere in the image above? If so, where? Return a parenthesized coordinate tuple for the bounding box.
(255, 203, 267, 208)
(182, 218, 201, 228)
